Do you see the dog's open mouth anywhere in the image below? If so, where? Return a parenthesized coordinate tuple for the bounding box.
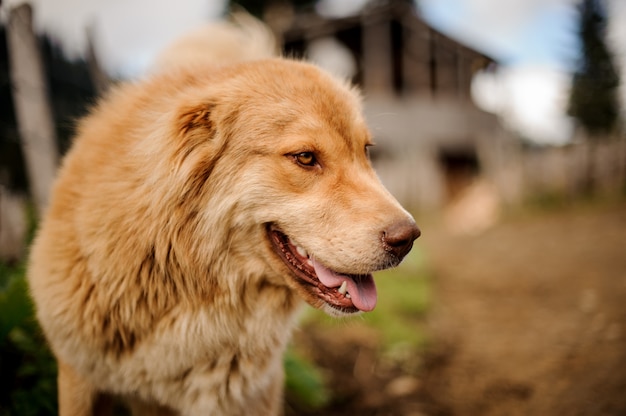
(267, 225, 377, 313)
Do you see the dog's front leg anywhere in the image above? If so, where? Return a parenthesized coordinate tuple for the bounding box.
(57, 359, 101, 416)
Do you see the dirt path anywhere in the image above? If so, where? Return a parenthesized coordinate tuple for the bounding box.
(420, 200, 626, 415)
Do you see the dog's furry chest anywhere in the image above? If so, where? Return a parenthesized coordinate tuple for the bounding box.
(91, 305, 297, 414)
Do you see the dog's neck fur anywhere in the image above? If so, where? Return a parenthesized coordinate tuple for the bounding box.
(90, 215, 301, 357)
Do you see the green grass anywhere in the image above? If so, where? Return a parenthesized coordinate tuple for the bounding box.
(0, 262, 58, 416)
(364, 248, 431, 348)
(0, 263, 32, 342)
(284, 347, 330, 409)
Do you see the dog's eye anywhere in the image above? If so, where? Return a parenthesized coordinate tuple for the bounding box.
(294, 152, 317, 167)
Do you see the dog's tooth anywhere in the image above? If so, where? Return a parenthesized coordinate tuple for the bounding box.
(295, 245, 308, 258)
(345, 293, 351, 299)
(338, 281, 348, 295)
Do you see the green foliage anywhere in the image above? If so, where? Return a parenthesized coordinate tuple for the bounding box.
(0, 263, 57, 416)
(0, 263, 31, 341)
(284, 348, 330, 409)
(568, 0, 621, 136)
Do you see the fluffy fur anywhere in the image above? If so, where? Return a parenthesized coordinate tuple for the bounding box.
(28, 58, 419, 415)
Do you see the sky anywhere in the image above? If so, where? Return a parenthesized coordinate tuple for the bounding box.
(419, 0, 585, 145)
(420, 0, 626, 144)
(2, 0, 228, 77)
(419, 0, 581, 70)
(2, 0, 624, 145)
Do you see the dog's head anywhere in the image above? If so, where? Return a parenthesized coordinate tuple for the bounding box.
(171, 59, 420, 316)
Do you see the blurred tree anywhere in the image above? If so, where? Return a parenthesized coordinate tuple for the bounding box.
(568, 0, 620, 136)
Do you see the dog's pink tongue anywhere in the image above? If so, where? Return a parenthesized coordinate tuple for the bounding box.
(311, 258, 377, 312)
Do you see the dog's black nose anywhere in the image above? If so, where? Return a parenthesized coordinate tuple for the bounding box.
(382, 220, 421, 261)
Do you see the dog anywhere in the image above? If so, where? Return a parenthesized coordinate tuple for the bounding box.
(28, 56, 420, 415)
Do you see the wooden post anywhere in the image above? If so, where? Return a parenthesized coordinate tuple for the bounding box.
(428, 29, 438, 97)
(86, 25, 111, 96)
(6, 4, 59, 218)
(361, 13, 393, 95)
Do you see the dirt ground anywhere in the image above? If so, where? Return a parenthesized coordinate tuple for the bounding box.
(289, 199, 626, 416)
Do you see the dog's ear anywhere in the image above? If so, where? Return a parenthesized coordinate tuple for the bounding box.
(172, 100, 221, 171)
(177, 102, 215, 136)
(173, 101, 223, 200)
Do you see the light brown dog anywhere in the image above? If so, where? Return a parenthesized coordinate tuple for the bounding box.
(28, 57, 420, 415)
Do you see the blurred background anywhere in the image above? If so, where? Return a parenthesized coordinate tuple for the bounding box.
(0, 0, 625, 415)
